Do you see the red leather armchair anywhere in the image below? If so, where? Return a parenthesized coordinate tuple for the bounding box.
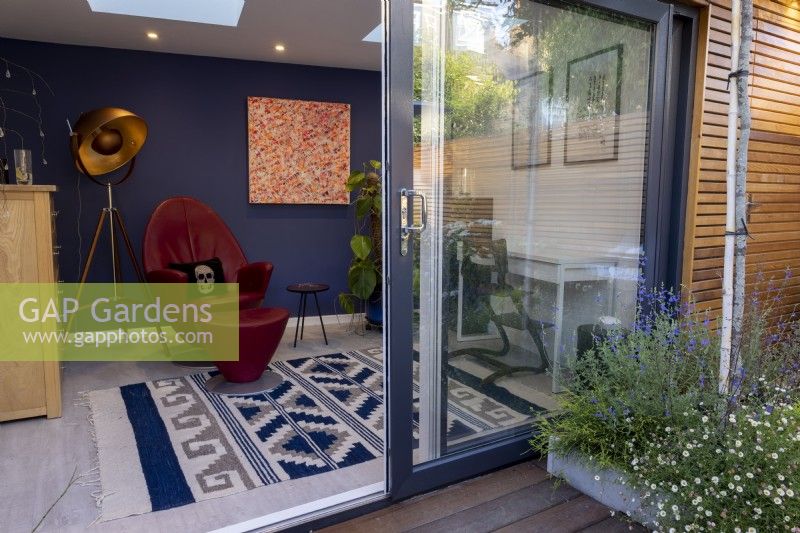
(142, 196, 272, 309)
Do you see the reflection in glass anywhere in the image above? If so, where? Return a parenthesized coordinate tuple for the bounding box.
(412, 0, 654, 463)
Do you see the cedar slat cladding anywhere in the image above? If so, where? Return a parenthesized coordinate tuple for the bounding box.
(685, 0, 800, 314)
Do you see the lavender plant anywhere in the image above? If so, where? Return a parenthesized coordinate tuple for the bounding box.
(532, 270, 800, 531)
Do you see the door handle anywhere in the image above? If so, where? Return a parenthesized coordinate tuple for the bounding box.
(400, 188, 427, 256)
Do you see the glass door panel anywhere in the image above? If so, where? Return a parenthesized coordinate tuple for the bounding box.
(412, 0, 655, 463)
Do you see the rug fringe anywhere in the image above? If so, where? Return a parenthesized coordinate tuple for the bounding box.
(77, 391, 103, 523)
(74, 390, 91, 408)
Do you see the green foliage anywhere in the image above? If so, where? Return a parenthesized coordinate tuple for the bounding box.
(339, 162, 382, 314)
(338, 293, 355, 315)
(348, 261, 378, 302)
(354, 197, 371, 218)
(346, 170, 366, 191)
(350, 235, 372, 260)
(522, 3, 651, 110)
(413, 47, 513, 143)
(532, 280, 800, 531)
(412, 1, 654, 146)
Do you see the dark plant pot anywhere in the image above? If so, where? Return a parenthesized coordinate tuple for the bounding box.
(366, 286, 383, 327)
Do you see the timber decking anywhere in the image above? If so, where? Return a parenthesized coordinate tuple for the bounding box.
(321, 461, 645, 533)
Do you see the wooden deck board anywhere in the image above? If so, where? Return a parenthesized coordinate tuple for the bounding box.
(495, 495, 611, 533)
(321, 461, 549, 533)
(321, 461, 641, 533)
(405, 479, 580, 533)
(581, 516, 649, 532)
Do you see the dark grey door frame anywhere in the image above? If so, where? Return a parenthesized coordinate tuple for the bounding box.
(383, 0, 698, 502)
(384, 0, 416, 502)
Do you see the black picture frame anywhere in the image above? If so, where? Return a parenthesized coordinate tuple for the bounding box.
(564, 44, 624, 164)
(511, 69, 553, 169)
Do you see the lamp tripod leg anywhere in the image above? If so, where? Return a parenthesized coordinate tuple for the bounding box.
(108, 209, 122, 286)
(70, 208, 107, 332)
(80, 208, 108, 284)
(113, 208, 145, 282)
(104, 184, 122, 289)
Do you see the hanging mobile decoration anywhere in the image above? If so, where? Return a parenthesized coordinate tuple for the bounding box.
(27, 69, 48, 166)
(0, 95, 8, 179)
(0, 57, 54, 171)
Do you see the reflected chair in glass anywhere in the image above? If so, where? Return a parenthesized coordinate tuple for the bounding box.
(449, 238, 554, 384)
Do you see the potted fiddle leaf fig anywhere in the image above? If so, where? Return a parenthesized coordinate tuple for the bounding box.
(339, 160, 382, 328)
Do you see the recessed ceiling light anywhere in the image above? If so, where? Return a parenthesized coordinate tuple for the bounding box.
(87, 0, 245, 27)
(146, 32, 159, 40)
(274, 44, 286, 52)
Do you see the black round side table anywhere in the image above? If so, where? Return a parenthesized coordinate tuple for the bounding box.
(287, 282, 329, 347)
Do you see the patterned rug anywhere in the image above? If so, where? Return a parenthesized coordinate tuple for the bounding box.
(87, 348, 538, 521)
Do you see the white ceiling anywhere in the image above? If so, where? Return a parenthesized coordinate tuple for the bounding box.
(0, 0, 382, 71)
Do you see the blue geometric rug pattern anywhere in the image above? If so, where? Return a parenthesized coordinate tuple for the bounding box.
(86, 348, 535, 521)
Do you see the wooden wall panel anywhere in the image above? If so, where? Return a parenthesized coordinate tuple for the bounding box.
(683, 0, 800, 319)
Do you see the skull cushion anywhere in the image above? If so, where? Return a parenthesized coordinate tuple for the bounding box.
(194, 264, 215, 294)
(169, 257, 226, 296)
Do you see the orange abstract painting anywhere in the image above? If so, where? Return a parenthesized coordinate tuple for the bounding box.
(248, 97, 350, 204)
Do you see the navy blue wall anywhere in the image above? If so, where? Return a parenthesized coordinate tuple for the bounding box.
(0, 37, 381, 313)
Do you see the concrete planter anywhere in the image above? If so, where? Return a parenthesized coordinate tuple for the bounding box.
(547, 438, 658, 527)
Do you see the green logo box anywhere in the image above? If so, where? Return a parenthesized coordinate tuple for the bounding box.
(0, 283, 240, 362)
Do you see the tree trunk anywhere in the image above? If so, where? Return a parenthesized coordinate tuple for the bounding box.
(731, 0, 753, 367)
(719, 0, 741, 394)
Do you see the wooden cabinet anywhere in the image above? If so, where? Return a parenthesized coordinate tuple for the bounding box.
(0, 185, 61, 422)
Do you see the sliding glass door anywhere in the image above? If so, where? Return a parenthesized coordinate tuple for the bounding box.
(385, 0, 695, 498)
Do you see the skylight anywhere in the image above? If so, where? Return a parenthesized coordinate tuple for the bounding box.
(362, 24, 382, 43)
(86, 0, 246, 27)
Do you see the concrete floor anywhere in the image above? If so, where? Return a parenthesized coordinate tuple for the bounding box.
(0, 318, 560, 533)
(0, 324, 383, 533)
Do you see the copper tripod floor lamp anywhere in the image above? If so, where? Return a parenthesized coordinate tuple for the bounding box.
(70, 107, 147, 283)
